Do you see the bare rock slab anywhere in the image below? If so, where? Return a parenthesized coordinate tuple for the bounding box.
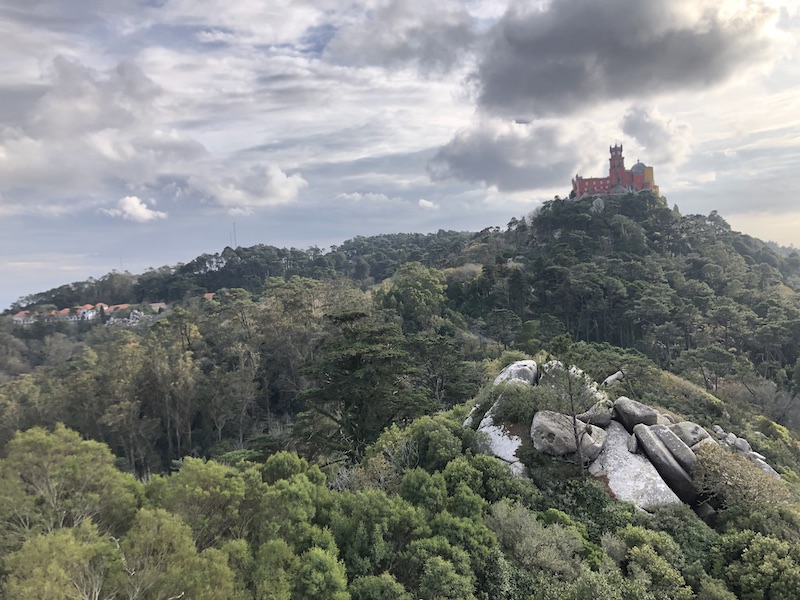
(589, 421, 681, 509)
(477, 407, 523, 465)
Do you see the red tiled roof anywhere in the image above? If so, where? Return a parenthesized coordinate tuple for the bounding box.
(12, 311, 29, 318)
(77, 304, 94, 310)
(203, 293, 215, 300)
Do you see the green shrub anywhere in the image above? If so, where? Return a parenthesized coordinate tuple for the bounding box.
(493, 384, 559, 425)
(350, 573, 412, 600)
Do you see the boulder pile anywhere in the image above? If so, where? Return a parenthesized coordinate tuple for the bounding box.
(471, 360, 781, 513)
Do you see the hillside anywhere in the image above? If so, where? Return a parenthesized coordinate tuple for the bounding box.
(3, 192, 800, 598)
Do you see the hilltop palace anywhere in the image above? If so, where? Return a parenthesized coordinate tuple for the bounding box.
(571, 144, 659, 198)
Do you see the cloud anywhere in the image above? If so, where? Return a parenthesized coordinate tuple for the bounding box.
(192, 163, 308, 213)
(102, 196, 168, 222)
(621, 105, 692, 165)
(29, 56, 161, 139)
(418, 198, 438, 209)
(0, 57, 206, 213)
(476, 0, 786, 118)
(336, 192, 394, 203)
(428, 119, 592, 191)
(326, 0, 477, 72)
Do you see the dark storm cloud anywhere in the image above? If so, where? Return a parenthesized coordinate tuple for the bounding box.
(476, 0, 781, 118)
(428, 120, 588, 191)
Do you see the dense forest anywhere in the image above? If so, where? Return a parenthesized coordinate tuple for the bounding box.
(4, 192, 800, 598)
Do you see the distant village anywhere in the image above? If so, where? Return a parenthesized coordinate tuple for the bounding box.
(11, 302, 169, 327)
(9, 293, 221, 327)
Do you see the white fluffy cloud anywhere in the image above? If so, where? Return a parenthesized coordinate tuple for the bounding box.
(102, 196, 168, 222)
(337, 192, 394, 203)
(192, 164, 308, 214)
(418, 198, 438, 209)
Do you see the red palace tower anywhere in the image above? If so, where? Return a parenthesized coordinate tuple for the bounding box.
(571, 145, 659, 198)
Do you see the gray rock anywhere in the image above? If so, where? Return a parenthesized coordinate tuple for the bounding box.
(477, 404, 523, 465)
(462, 406, 478, 428)
(577, 399, 615, 427)
(752, 431, 768, 440)
(656, 414, 673, 426)
(712, 425, 725, 436)
(588, 421, 681, 509)
(669, 422, 710, 447)
(690, 437, 719, 453)
(614, 397, 659, 432)
(602, 370, 625, 387)
(531, 410, 608, 464)
(494, 360, 538, 386)
(651, 425, 697, 474)
(747, 451, 767, 461)
(724, 432, 737, 447)
(634, 424, 697, 504)
(694, 501, 717, 523)
(734, 437, 752, 453)
(627, 434, 639, 454)
(753, 459, 780, 479)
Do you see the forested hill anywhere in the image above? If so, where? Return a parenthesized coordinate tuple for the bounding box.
(10, 230, 476, 309)
(9, 191, 800, 379)
(6, 191, 800, 597)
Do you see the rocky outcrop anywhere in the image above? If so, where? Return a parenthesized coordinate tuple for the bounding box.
(475, 404, 525, 476)
(614, 397, 658, 432)
(531, 410, 607, 464)
(539, 361, 609, 405)
(494, 360, 538, 386)
(634, 424, 697, 504)
(669, 421, 710, 447)
(471, 360, 782, 514)
(602, 370, 625, 387)
(710, 424, 780, 479)
(651, 425, 696, 474)
(589, 421, 681, 508)
(577, 399, 615, 427)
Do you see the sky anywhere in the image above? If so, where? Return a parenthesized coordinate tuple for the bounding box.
(1, 0, 799, 309)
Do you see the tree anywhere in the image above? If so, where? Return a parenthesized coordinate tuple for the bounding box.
(418, 556, 476, 600)
(0, 424, 141, 553)
(252, 539, 298, 600)
(296, 311, 428, 460)
(118, 507, 237, 600)
(147, 457, 247, 549)
(377, 262, 447, 333)
(3, 521, 121, 600)
(291, 547, 350, 600)
(349, 573, 411, 600)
